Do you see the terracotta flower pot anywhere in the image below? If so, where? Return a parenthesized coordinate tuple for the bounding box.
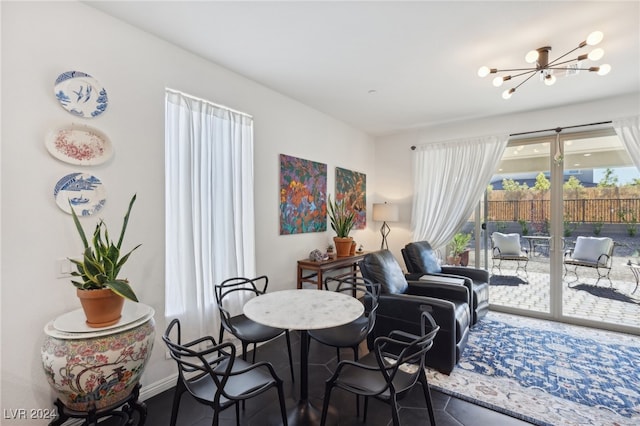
(460, 249, 470, 266)
(77, 288, 125, 328)
(333, 237, 353, 257)
(447, 256, 461, 266)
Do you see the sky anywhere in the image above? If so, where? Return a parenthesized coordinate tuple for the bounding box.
(593, 167, 639, 185)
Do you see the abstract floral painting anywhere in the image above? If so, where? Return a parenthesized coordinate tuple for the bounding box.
(279, 154, 327, 234)
(336, 167, 366, 229)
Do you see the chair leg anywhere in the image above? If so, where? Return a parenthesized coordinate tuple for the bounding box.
(419, 370, 436, 426)
(363, 396, 369, 423)
(596, 265, 613, 287)
(320, 382, 334, 426)
(276, 381, 288, 426)
(285, 330, 295, 382)
(252, 343, 257, 363)
(565, 264, 579, 287)
(353, 346, 359, 416)
(336, 348, 341, 362)
(390, 393, 400, 426)
(235, 401, 240, 426)
(240, 343, 248, 412)
(169, 380, 185, 426)
(241, 342, 248, 361)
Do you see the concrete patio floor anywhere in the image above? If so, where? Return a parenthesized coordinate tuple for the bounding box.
(485, 254, 640, 330)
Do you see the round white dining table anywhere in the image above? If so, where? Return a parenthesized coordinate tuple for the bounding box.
(244, 289, 364, 425)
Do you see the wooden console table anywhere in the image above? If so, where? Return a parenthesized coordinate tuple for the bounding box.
(297, 252, 368, 289)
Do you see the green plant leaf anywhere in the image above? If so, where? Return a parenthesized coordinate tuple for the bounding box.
(107, 280, 139, 302)
(327, 194, 355, 237)
(116, 244, 142, 271)
(69, 202, 89, 249)
(117, 194, 136, 250)
(67, 194, 140, 302)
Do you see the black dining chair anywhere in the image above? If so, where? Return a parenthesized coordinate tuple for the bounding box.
(308, 276, 381, 362)
(320, 311, 440, 426)
(214, 276, 295, 382)
(162, 318, 288, 426)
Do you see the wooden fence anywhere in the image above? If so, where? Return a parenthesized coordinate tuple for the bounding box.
(488, 198, 640, 223)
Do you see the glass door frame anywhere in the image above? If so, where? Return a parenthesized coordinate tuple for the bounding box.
(479, 127, 639, 335)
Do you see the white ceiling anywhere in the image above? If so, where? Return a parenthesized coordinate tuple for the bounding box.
(85, 1, 640, 136)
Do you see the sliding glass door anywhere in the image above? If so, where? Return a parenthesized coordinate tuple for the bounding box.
(560, 131, 639, 333)
(486, 139, 552, 315)
(486, 129, 640, 334)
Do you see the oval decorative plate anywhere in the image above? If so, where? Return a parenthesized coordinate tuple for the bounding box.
(50, 302, 155, 336)
(54, 71, 109, 118)
(54, 172, 106, 216)
(45, 124, 113, 166)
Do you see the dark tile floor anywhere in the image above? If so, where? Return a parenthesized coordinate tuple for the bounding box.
(112, 332, 531, 425)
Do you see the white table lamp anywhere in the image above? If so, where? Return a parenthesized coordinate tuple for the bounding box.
(373, 203, 399, 250)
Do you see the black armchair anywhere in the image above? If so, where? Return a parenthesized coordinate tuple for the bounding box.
(359, 250, 470, 374)
(402, 241, 490, 325)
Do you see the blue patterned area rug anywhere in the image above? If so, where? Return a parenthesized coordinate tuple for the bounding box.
(426, 312, 640, 425)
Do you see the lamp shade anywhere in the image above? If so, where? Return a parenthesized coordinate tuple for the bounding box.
(372, 203, 399, 222)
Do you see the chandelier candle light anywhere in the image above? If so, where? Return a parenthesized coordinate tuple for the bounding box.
(373, 202, 399, 250)
(478, 31, 611, 99)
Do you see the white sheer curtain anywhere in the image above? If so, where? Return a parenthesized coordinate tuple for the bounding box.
(614, 116, 640, 169)
(411, 134, 509, 251)
(165, 89, 256, 343)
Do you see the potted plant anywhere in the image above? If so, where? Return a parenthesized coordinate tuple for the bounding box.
(327, 194, 355, 257)
(69, 194, 141, 327)
(448, 232, 471, 266)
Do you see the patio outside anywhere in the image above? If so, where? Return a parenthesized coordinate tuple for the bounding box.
(466, 232, 640, 331)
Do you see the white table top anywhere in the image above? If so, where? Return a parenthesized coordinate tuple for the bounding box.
(243, 289, 364, 330)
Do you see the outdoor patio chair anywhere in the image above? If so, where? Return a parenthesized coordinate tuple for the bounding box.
(491, 232, 529, 278)
(563, 236, 614, 287)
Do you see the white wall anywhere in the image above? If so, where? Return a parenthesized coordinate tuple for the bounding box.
(374, 93, 640, 259)
(3, 1, 638, 421)
(0, 2, 376, 421)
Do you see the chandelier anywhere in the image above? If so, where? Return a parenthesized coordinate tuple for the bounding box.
(478, 31, 611, 99)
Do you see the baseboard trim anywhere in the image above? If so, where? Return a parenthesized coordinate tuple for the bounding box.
(139, 373, 178, 401)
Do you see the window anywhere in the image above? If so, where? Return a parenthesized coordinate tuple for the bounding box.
(165, 89, 255, 341)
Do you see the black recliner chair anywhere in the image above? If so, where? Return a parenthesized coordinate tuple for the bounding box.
(359, 250, 470, 374)
(402, 241, 490, 325)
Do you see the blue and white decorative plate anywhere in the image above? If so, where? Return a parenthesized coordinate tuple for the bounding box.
(54, 71, 108, 118)
(54, 172, 106, 216)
